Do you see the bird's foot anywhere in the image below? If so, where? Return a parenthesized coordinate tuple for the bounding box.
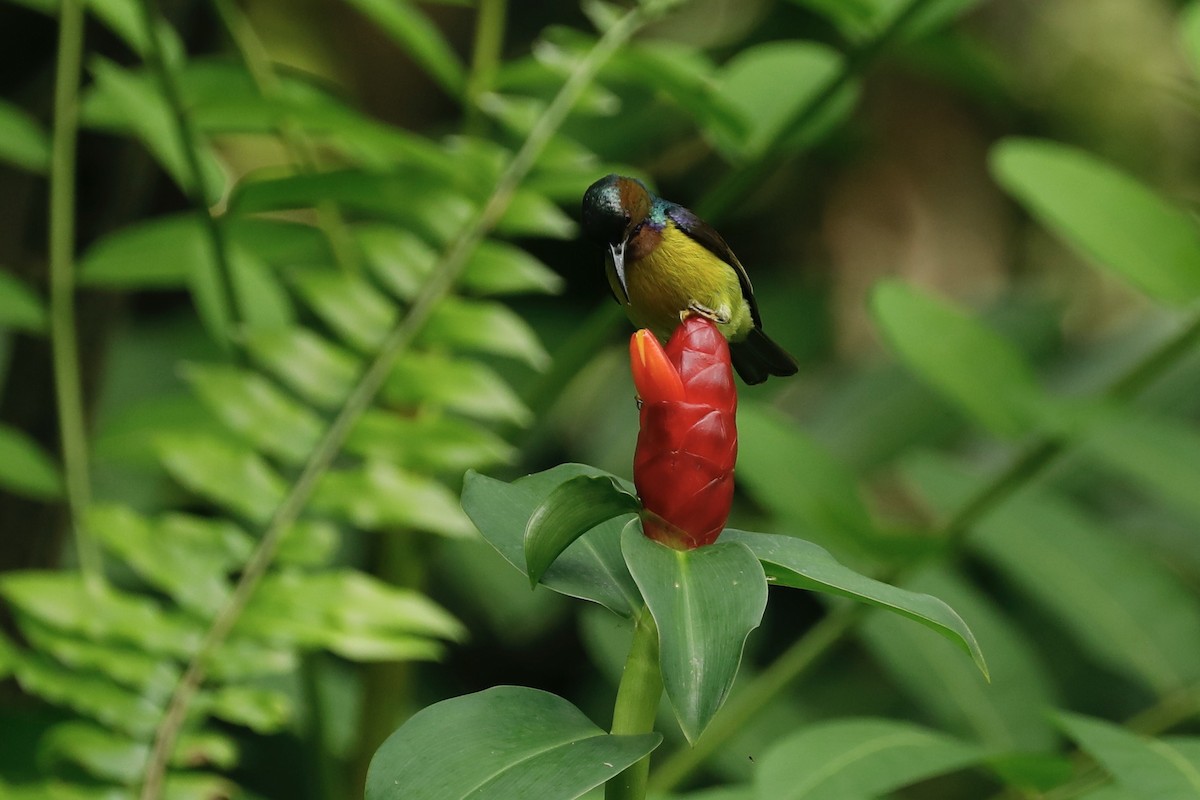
(683, 302, 731, 325)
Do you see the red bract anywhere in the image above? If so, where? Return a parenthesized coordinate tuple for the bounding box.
(629, 316, 737, 550)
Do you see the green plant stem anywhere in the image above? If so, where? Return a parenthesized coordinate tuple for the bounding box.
(650, 308, 1200, 793)
(137, 0, 240, 347)
(465, 0, 507, 133)
(48, 0, 103, 591)
(136, 5, 683, 798)
(606, 609, 663, 800)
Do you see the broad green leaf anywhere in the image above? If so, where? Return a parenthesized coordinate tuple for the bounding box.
(423, 297, 550, 369)
(991, 139, 1200, 304)
(238, 569, 464, 661)
(736, 403, 876, 550)
(342, 0, 466, 95)
(365, 686, 661, 800)
(724, 530, 988, 678)
(156, 433, 287, 524)
(0, 572, 201, 658)
(205, 685, 292, 733)
(497, 188, 579, 239)
(87, 505, 249, 614)
(5, 647, 163, 737)
(313, 460, 474, 537)
(385, 351, 530, 424)
(0, 423, 62, 500)
(1058, 713, 1200, 800)
(346, 410, 514, 473)
(524, 474, 640, 587)
(18, 617, 179, 699)
(860, 567, 1055, 749)
(289, 267, 397, 351)
(0, 99, 49, 172)
(461, 465, 642, 617)
(0, 271, 47, 332)
(755, 718, 982, 799)
(622, 524, 767, 743)
(84, 57, 226, 205)
(181, 363, 323, 465)
(907, 454, 1200, 693)
(714, 42, 852, 160)
(244, 327, 361, 409)
(871, 280, 1045, 437)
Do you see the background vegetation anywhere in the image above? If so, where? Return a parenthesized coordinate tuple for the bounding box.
(3, 0, 1200, 797)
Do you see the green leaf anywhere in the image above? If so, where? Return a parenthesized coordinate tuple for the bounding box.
(230, 169, 474, 245)
(736, 403, 877, 550)
(423, 297, 550, 369)
(313, 460, 474, 537)
(497, 188, 579, 239)
(346, 410, 515, 474)
(466, 240, 564, 295)
(341, 0, 466, 96)
(461, 465, 642, 617)
(181, 363, 323, 465)
(84, 57, 226, 205)
(871, 280, 1045, 437)
(860, 567, 1057, 750)
(0, 572, 201, 658)
(906, 454, 1200, 693)
(365, 686, 660, 800)
(755, 718, 983, 799)
(621, 524, 767, 743)
(358, 224, 437, 301)
(156, 433, 287, 524)
(524, 474, 640, 587)
(0, 423, 62, 500)
(5, 647, 163, 738)
(1058, 713, 1200, 800)
(204, 685, 292, 733)
(289, 267, 397, 351)
(244, 326, 362, 410)
(238, 569, 464, 661)
(35, 722, 231, 784)
(714, 42, 852, 160)
(724, 529, 988, 678)
(0, 99, 49, 173)
(991, 138, 1200, 304)
(0, 271, 48, 332)
(87, 505, 250, 615)
(18, 617, 179, 699)
(385, 351, 530, 424)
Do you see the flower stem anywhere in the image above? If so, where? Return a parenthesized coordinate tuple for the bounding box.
(48, 0, 103, 591)
(607, 608, 663, 800)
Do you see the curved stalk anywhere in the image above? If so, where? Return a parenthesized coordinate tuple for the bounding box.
(49, 0, 103, 590)
(606, 609, 663, 800)
(136, 3, 685, 797)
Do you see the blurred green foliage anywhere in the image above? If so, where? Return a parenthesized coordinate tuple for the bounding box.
(3, 0, 1200, 798)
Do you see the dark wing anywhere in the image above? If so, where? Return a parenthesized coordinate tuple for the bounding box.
(665, 203, 763, 328)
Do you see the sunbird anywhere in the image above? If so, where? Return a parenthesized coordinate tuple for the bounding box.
(581, 174, 798, 384)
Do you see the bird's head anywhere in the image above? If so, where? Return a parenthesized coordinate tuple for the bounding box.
(582, 174, 651, 302)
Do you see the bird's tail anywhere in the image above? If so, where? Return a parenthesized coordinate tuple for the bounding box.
(730, 328, 799, 385)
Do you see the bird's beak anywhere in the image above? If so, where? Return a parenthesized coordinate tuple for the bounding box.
(609, 240, 629, 303)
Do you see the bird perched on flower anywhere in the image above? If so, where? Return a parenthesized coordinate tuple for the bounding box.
(582, 174, 798, 384)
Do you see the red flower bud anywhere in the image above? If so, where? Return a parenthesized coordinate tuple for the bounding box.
(629, 316, 738, 550)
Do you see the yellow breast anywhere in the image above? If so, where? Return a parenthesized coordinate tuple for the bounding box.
(608, 224, 753, 341)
